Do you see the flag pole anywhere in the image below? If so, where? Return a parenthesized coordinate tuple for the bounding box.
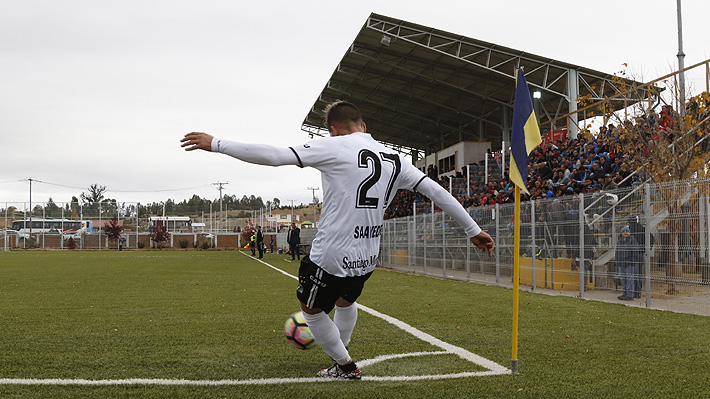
(510, 66, 539, 376)
(512, 185, 521, 374)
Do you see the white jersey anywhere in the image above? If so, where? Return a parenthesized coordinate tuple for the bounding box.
(212, 132, 481, 277)
(291, 132, 425, 277)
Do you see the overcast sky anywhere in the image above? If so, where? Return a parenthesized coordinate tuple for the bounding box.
(1, 0, 707, 208)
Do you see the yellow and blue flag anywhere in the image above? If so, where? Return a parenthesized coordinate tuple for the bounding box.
(509, 68, 542, 195)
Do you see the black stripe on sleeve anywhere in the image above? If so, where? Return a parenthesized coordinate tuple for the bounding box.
(289, 147, 304, 168)
(412, 176, 427, 193)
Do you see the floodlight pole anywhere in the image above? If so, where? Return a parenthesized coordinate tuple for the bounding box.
(28, 178, 33, 238)
(4, 202, 8, 252)
(676, 0, 686, 116)
(307, 187, 320, 226)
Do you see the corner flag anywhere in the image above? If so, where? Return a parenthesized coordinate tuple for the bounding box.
(510, 68, 541, 375)
(509, 69, 542, 195)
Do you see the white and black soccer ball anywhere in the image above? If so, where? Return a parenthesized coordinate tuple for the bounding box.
(284, 311, 315, 350)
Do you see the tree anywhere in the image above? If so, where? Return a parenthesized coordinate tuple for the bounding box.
(70, 196, 80, 218)
(6, 206, 17, 218)
(104, 217, 124, 249)
(45, 197, 60, 218)
(81, 183, 106, 205)
(150, 221, 170, 249)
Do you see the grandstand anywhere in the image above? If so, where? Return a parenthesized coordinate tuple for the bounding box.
(302, 13, 651, 155)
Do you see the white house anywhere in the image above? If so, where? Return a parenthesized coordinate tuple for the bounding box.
(266, 209, 301, 228)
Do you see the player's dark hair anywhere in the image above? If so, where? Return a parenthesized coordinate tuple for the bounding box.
(323, 100, 363, 132)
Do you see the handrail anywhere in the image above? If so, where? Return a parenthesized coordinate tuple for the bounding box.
(541, 58, 710, 129)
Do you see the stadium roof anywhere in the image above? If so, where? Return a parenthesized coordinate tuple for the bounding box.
(302, 13, 652, 156)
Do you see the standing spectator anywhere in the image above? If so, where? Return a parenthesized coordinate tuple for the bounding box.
(250, 232, 256, 256)
(269, 236, 274, 253)
(287, 222, 301, 260)
(628, 217, 653, 298)
(256, 225, 264, 259)
(615, 226, 640, 301)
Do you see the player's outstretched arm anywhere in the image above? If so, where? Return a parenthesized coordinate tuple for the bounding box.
(181, 132, 299, 167)
(181, 132, 214, 151)
(470, 231, 495, 257)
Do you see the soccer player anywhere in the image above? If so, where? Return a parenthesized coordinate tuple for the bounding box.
(181, 101, 494, 380)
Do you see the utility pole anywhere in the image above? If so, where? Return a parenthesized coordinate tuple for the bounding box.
(28, 178, 33, 238)
(213, 182, 228, 232)
(307, 187, 320, 227)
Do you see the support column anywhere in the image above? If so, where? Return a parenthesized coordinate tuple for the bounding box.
(579, 193, 585, 298)
(567, 68, 579, 138)
(700, 195, 706, 259)
(502, 107, 510, 145)
(644, 184, 652, 308)
(495, 203, 500, 285)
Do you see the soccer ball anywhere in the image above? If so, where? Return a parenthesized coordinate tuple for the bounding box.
(284, 311, 315, 350)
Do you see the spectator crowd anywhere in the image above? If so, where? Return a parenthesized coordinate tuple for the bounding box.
(383, 103, 705, 220)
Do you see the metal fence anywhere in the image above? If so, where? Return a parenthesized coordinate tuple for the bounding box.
(381, 178, 710, 315)
(4, 178, 710, 314)
(0, 201, 319, 251)
(0, 201, 246, 250)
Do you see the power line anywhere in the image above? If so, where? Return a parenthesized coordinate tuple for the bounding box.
(0, 179, 26, 184)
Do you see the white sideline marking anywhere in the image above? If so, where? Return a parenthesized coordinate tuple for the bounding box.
(0, 371, 505, 386)
(0, 255, 509, 386)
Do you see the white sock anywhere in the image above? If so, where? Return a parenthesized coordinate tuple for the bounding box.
(333, 303, 358, 347)
(302, 311, 351, 365)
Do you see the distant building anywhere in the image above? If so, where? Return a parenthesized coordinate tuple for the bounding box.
(266, 209, 301, 229)
(149, 216, 192, 232)
(88, 219, 123, 232)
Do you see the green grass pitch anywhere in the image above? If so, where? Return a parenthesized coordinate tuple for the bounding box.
(0, 250, 708, 398)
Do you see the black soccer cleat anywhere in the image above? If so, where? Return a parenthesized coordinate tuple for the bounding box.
(316, 362, 362, 380)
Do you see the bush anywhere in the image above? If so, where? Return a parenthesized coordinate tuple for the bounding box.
(67, 237, 77, 250)
(137, 241, 145, 249)
(150, 222, 171, 250)
(200, 240, 211, 250)
(179, 240, 189, 249)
